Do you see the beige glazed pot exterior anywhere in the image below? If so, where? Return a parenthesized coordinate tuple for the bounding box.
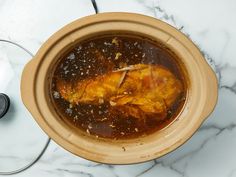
(21, 13, 218, 164)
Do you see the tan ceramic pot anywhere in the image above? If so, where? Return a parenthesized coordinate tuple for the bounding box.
(21, 13, 218, 164)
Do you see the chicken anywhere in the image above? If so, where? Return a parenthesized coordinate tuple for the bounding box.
(56, 64, 183, 119)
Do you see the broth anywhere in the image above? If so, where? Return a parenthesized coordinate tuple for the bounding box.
(50, 34, 186, 139)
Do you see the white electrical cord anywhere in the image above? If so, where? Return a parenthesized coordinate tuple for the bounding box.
(0, 39, 51, 175)
(0, 1, 98, 173)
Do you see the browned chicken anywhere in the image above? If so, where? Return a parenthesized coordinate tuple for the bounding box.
(56, 64, 183, 119)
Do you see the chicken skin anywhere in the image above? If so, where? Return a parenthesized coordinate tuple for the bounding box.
(56, 64, 183, 119)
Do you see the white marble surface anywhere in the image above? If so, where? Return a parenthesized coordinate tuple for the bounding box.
(0, 0, 236, 176)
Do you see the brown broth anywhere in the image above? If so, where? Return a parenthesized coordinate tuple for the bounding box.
(49, 34, 186, 139)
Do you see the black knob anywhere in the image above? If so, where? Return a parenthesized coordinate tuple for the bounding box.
(0, 93, 10, 119)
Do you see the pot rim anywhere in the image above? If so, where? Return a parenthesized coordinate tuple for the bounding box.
(21, 12, 218, 164)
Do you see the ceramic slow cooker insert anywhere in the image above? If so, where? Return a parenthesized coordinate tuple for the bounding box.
(21, 13, 218, 164)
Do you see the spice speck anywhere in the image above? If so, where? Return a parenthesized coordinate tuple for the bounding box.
(67, 53, 75, 60)
(53, 91, 60, 99)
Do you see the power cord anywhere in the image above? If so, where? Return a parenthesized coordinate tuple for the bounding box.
(0, 39, 51, 175)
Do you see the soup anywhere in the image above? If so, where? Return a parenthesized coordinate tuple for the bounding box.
(49, 34, 186, 139)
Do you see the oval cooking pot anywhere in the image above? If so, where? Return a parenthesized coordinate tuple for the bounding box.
(21, 13, 218, 164)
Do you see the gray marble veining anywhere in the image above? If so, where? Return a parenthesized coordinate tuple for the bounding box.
(0, 0, 235, 176)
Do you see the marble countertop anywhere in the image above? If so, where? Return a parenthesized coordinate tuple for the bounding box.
(0, 0, 236, 177)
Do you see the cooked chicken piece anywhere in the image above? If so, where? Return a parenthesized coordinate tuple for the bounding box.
(56, 64, 183, 119)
